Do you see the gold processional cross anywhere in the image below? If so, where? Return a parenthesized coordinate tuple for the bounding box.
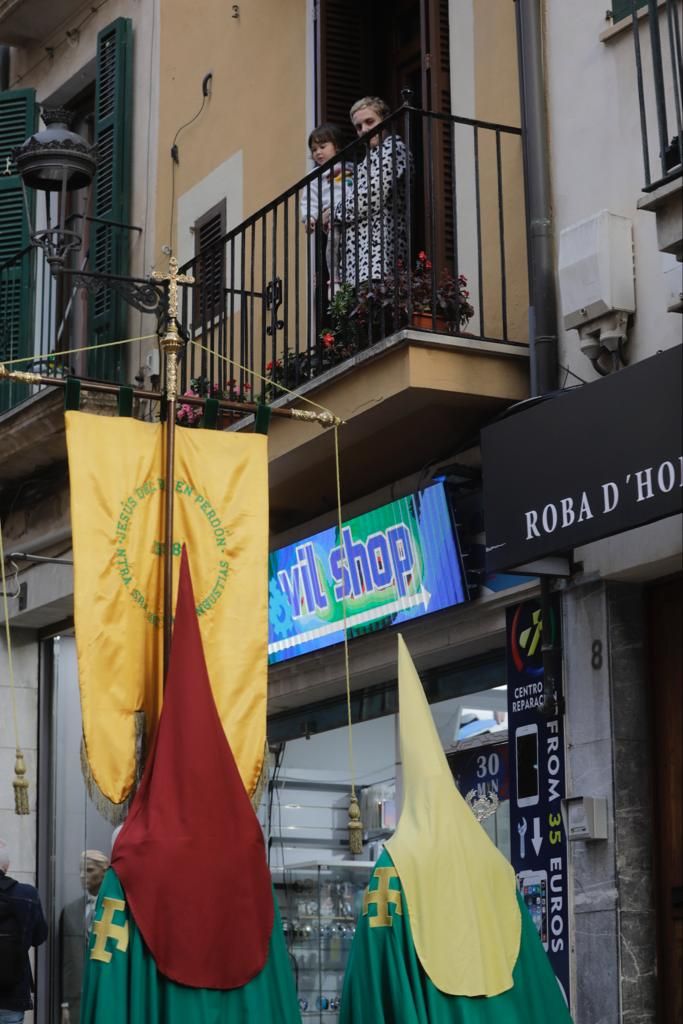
(150, 255, 195, 401)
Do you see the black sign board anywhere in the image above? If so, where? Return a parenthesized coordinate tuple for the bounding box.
(507, 596, 570, 1008)
(482, 345, 682, 572)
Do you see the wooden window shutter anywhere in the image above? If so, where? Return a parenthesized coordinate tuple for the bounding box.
(422, 0, 453, 271)
(193, 200, 226, 328)
(0, 88, 36, 412)
(88, 16, 133, 380)
(611, 0, 647, 22)
(318, 0, 372, 131)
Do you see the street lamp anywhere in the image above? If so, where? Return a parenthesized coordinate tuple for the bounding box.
(14, 107, 97, 269)
(14, 107, 166, 317)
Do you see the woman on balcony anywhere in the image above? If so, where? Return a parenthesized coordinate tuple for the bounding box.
(327, 97, 408, 288)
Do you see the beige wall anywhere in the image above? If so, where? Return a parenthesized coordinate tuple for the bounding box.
(155, 0, 308, 261)
(473, 0, 527, 343)
(450, 0, 526, 343)
(473, 0, 520, 126)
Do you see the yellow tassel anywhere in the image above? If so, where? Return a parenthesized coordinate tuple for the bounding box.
(13, 749, 29, 815)
(348, 792, 363, 855)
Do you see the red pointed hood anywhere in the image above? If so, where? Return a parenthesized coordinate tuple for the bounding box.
(112, 548, 273, 988)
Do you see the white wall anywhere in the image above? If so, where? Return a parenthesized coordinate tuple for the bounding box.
(546, 0, 681, 380)
(546, 0, 682, 581)
(0, 631, 39, 880)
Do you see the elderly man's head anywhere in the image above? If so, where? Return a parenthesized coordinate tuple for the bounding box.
(0, 839, 9, 874)
(80, 850, 109, 895)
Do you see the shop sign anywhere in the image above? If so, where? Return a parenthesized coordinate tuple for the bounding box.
(268, 482, 467, 664)
(448, 741, 509, 803)
(507, 596, 571, 1007)
(482, 345, 683, 572)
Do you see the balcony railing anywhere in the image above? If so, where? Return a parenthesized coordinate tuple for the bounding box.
(630, 0, 683, 190)
(1, 104, 528, 418)
(0, 218, 138, 416)
(178, 102, 527, 403)
(0, 243, 62, 414)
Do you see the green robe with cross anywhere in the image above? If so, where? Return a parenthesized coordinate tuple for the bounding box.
(340, 849, 573, 1023)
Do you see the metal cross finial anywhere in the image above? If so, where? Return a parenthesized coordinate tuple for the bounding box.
(151, 254, 194, 326)
(150, 254, 195, 401)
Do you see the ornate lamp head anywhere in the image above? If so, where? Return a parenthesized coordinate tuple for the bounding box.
(13, 107, 97, 268)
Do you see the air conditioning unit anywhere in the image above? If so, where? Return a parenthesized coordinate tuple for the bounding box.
(558, 211, 635, 359)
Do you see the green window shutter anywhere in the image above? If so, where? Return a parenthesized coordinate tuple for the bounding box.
(611, 0, 647, 23)
(0, 88, 36, 413)
(88, 16, 133, 381)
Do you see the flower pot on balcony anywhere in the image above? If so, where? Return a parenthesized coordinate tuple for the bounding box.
(411, 311, 448, 332)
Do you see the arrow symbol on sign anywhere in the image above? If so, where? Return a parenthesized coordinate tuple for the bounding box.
(531, 816, 543, 856)
(268, 588, 432, 654)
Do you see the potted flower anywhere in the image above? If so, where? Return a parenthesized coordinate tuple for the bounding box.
(351, 252, 474, 337)
(319, 283, 364, 364)
(176, 375, 252, 427)
(409, 251, 474, 334)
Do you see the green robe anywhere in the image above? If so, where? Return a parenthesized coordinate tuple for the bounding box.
(80, 869, 301, 1024)
(340, 850, 572, 1023)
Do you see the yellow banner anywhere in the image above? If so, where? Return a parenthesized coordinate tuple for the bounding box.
(66, 411, 268, 807)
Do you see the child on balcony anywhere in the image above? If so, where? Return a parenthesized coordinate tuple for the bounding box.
(300, 123, 354, 295)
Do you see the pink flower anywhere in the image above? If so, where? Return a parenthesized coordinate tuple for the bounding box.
(322, 331, 335, 348)
(418, 250, 427, 262)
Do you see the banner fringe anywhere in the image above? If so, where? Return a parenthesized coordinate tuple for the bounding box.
(80, 711, 147, 825)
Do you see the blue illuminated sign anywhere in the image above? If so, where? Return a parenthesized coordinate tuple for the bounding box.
(268, 482, 467, 664)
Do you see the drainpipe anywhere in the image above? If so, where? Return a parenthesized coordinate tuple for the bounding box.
(515, 0, 562, 715)
(0, 47, 9, 91)
(515, 0, 558, 399)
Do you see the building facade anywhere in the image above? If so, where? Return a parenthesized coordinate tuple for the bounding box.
(0, 1, 680, 1022)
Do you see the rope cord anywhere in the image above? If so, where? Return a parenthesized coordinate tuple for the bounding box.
(1, 330, 357, 800)
(189, 340, 356, 792)
(189, 339, 342, 422)
(334, 424, 356, 799)
(0, 333, 158, 369)
(0, 520, 20, 756)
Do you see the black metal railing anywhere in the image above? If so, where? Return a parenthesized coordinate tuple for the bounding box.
(0, 221, 141, 415)
(0, 244, 68, 414)
(1, 104, 527, 417)
(630, 0, 683, 190)
(178, 102, 527, 403)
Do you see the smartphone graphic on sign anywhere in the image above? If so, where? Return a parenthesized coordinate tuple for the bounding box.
(515, 724, 539, 807)
(518, 869, 548, 950)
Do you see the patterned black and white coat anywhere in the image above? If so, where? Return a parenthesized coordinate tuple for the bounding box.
(333, 134, 408, 285)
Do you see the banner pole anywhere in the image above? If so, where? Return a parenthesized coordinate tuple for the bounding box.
(152, 256, 194, 681)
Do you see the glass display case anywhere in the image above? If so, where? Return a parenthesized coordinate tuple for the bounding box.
(273, 861, 374, 1022)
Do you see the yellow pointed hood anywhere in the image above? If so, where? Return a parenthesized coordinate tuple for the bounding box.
(384, 634, 521, 997)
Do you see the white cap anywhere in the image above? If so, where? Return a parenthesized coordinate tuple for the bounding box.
(0, 839, 10, 873)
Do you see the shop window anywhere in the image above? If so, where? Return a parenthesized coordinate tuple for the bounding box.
(264, 683, 511, 869)
(38, 634, 117, 1023)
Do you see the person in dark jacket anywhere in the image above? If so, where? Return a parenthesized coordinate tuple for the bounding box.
(0, 838, 48, 1024)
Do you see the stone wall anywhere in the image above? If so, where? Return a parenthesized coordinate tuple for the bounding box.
(563, 580, 656, 1023)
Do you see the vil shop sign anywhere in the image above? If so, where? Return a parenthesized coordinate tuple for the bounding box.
(482, 345, 683, 572)
(268, 482, 468, 663)
(507, 596, 571, 1008)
